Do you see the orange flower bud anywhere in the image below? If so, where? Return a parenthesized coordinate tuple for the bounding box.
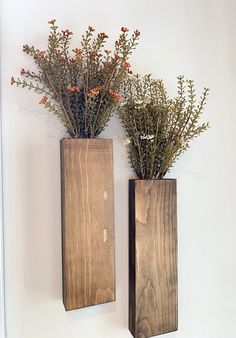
(123, 61, 131, 70)
(11, 77, 16, 85)
(62, 29, 73, 36)
(23, 45, 30, 54)
(67, 85, 74, 92)
(121, 27, 129, 33)
(113, 53, 120, 61)
(98, 32, 108, 39)
(20, 68, 26, 75)
(39, 96, 48, 104)
(73, 48, 82, 54)
(88, 86, 103, 97)
(48, 19, 56, 25)
(88, 26, 95, 32)
(37, 51, 46, 58)
(108, 90, 122, 101)
(67, 85, 80, 92)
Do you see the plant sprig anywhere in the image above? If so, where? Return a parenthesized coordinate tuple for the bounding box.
(119, 74, 210, 179)
(11, 20, 140, 138)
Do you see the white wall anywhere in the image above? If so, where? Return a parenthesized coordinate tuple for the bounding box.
(1, 1, 236, 337)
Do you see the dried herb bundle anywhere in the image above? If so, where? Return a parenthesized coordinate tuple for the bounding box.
(11, 20, 140, 138)
(119, 74, 210, 179)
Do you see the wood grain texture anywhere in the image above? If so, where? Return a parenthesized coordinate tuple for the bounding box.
(61, 138, 115, 311)
(129, 179, 178, 337)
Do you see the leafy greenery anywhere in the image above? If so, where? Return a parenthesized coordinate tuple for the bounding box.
(11, 20, 140, 138)
(119, 74, 210, 179)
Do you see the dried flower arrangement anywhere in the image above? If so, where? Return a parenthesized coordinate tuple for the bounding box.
(119, 74, 210, 179)
(11, 20, 140, 138)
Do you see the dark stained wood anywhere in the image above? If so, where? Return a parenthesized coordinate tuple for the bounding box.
(61, 138, 115, 311)
(129, 179, 178, 337)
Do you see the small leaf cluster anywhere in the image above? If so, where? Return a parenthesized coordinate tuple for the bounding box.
(119, 74, 210, 179)
(11, 20, 140, 138)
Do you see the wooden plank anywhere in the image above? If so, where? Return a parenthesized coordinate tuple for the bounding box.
(61, 138, 115, 311)
(129, 179, 178, 337)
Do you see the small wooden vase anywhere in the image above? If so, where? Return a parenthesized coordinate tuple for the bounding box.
(60, 138, 115, 311)
(129, 179, 178, 337)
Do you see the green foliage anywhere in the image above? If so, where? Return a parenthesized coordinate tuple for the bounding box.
(119, 74, 210, 179)
(11, 20, 140, 138)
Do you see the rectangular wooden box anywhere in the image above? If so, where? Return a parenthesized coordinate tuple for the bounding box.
(129, 179, 178, 337)
(60, 138, 115, 311)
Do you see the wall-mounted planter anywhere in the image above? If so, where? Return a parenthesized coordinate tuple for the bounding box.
(60, 138, 115, 311)
(129, 179, 178, 337)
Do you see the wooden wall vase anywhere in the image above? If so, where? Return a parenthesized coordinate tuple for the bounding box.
(60, 138, 115, 311)
(129, 179, 178, 337)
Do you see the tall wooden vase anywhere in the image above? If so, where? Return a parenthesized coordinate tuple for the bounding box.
(129, 179, 178, 337)
(60, 138, 115, 311)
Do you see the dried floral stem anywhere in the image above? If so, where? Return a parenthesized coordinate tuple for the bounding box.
(11, 20, 140, 138)
(44, 69, 77, 136)
(119, 74, 210, 179)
